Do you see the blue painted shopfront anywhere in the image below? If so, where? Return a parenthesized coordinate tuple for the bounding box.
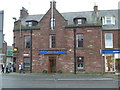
(102, 49, 120, 54)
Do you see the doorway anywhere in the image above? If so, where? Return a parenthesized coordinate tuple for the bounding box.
(115, 59, 120, 72)
(49, 57, 56, 73)
(105, 55, 115, 72)
(13, 57, 16, 72)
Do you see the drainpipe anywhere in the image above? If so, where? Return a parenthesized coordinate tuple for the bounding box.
(74, 29, 76, 74)
(100, 28, 104, 74)
(30, 28, 32, 73)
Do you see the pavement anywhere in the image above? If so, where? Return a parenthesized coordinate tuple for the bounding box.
(1, 72, 119, 81)
(1, 72, 120, 88)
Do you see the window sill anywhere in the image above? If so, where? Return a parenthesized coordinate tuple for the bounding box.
(77, 68, 85, 71)
(102, 24, 115, 26)
(24, 48, 31, 50)
(105, 47, 113, 49)
(76, 47, 84, 50)
(77, 67, 84, 69)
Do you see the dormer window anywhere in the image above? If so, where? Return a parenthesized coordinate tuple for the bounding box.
(74, 17, 87, 25)
(26, 20, 38, 27)
(78, 19, 82, 24)
(102, 16, 115, 25)
(26, 21, 32, 27)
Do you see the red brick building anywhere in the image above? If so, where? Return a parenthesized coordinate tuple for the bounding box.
(13, 1, 120, 73)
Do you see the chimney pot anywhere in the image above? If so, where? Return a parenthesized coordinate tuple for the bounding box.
(50, 0, 56, 9)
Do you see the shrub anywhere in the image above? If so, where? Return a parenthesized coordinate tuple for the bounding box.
(57, 69, 62, 74)
(42, 69, 48, 74)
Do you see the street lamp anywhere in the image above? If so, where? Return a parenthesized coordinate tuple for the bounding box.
(13, 17, 17, 21)
(74, 29, 76, 74)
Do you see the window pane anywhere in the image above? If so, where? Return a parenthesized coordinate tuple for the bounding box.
(24, 58, 30, 68)
(106, 33, 112, 39)
(78, 63, 83, 68)
(106, 17, 112, 24)
(77, 56, 84, 68)
(26, 22, 32, 27)
(14, 36, 16, 45)
(24, 58, 30, 63)
(104, 16, 115, 25)
(50, 34, 56, 48)
(25, 36, 31, 48)
(78, 19, 82, 24)
(76, 34, 83, 47)
(105, 33, 113, 48)
(24, 64, 30, 68)
(50, 18, 55, 30)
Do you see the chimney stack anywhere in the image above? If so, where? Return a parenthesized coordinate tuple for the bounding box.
(20, 7, 29, 18)
(50, 0, 56, 9)
(94, 5, 98, 12)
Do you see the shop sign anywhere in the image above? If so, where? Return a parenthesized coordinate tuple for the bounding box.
(39, 50, 66, 54)
(102, 49, 120, 53)
(23, 54, 29, 57)
(6, 51, 13, 56)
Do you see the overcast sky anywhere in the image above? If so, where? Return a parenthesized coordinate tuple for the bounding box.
(0, 0, 119, 46)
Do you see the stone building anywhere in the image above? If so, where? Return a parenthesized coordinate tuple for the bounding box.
(13, 1, 120, 73)
(0, 10, 5, 65)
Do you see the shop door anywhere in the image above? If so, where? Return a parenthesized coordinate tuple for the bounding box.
(115, 59, 120, 73)
(105, 55, 115, 72)
(49, 57, 56, 73)
(13, 57, 16, 72)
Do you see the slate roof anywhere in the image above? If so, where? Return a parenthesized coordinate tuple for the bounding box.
(99, 10, 119, 30)
(20, 9, 119, 30)
(21, 14, 44, 25)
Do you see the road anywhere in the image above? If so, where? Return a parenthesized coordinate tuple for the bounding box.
(1, 73, 119, 88)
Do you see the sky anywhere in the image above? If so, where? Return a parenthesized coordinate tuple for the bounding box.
(0, 0, 119, 46)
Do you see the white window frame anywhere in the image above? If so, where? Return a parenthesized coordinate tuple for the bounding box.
(24, 36, 31, 48)
(49, 34, 56, 48)
(104, 54, 115, 72)
(105, 33, 113, 48)
(78, 19, 82, 24)
(26, 22, 32, 27)
(50, 18, 55, 30)
(24, 58, 30, 68)
(102, 16, 115, 25)
(76, 34, 84, 47)
(77, 56, 84, 69)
